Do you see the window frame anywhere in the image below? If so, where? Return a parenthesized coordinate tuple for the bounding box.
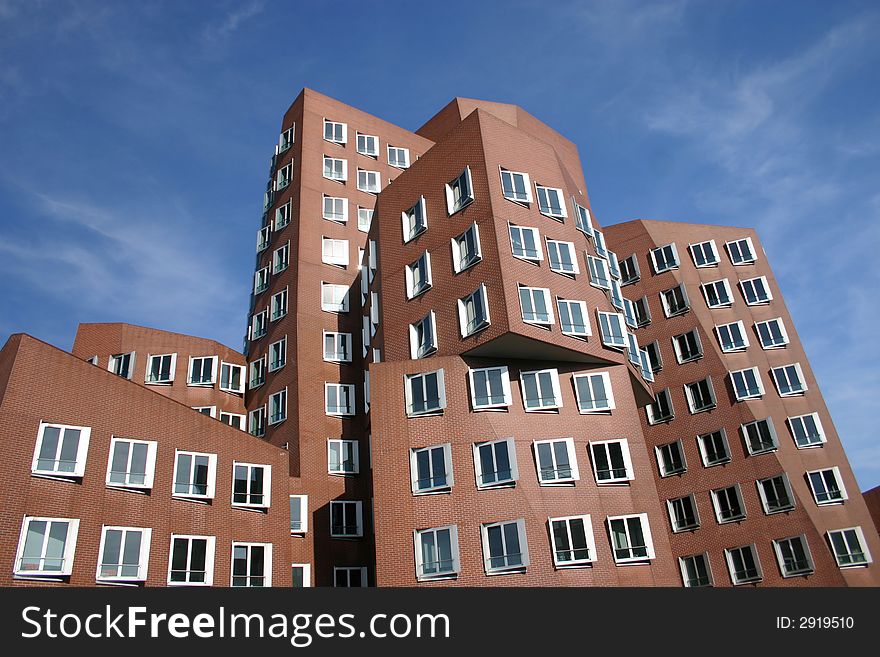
(684, 377, 716, 414)
(167, 534, 216, 587)
(697, 429, 731, 467)
(31, 421, 92, 480)
(701, 278, 734, 308)
(715, 320, 750, 352)
(405, 251, 433, 299)
(711, 484, 746, 524)
(742, 417, 778, 455)
(323, 119, 347, 144)
(329, 500, 364, 538)
(172, 450, 218, 501)
(672, 329, 703, 364)
(13, 516, 80, 579)
(518, 285, 553, 326)
(289, 494, 308, 534)
(108, 352, 136, 379)
(500, 168, 532, 204)
(725, 544, 763, 585)
(649, 243, 679, 274)
(508, 223, 543, 262)
(532, 437, 580, 486)
(414, 525, 461, 581)
(646, 387, 674, 424)
(557, 298, 591, 338)
(480, 518, 529, 574)
(356, 168, 381, 194)
(756, 473, 796, 514)
(322, 155, 347, 182)
(548, 514, 597, 569)
(589, 439, 635, 485)
(597, 310, 627, 349)
(586, 254, 611, 289)
(220, 361, 246, 389)
(404, 369, 446, 417)
(325, 382, 356, 416)
(468, 366, 513, 411)
(656, 440, 687, 477)
(273, 241, 290, 273)
(771, 363, 807, 397)
(787, 412, 826, 448)
(387, 145, 410, 169)
(807, 467, 848, 506)
(535, 183, 567, 219)
(827, 527, 872, 568)
(725, 237, 757, 265)
(321, 282, 350, 313)
(740, 275, 773, 305)
(96, 525, 152, 584)
(473, 437, 519, 489)
(230, 542, 273, 588)
(571, 371, 615, 414)
(773, 535, 815, 578)
(668, 494, 701, 533)
(660, 283, 690, 317)
(607, 513, 656, 564)
(451, 222, 482, 273)
(755, 317, 790, 349)
(322, 331, 351, 363)
(546, 238, 579, 276)
(356, 132, 379, 157)
(402, 196, 428, 243)
(618, 254, 640, 285)
(268, 387, 287, 425)
(145, 353, 177, 385)
(688, 239, 719, 267)
(445, 166, 474, 215)
(410, 443, 454, 494)
(520, 368, 563, 412)
(730, 366, 765, 401)
(679, 553, 714, 587)
(105, 436, 158, 491)
(409, 311, 439, 359)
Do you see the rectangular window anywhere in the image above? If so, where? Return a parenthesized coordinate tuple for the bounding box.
(322, 195, 348, 223)
(668, 495, 700, 532)
(808, 467, 848, 505)
(828, 528, 872, 567)
(772, 363, 807, 396)
(656, 440, 686, 477)
(609, 279, 625, 310)
(328, 439, 359, 475)
(730, 366, 764, 400)
(270, 288, 288, 322)
(168, 535, 215, 586)
(106, 437, 157, 490)
(356, 132, 378, 157)
(597, 311, 627, 348)
(774, 536, 814, 577)
(330, 500, 363, 538)
(458, 284, 491, 336)
(323, 331, 351, 363)
(697, 429, 731, 467)
(357, 168, 381, 193)
(268, 336, 287, 371)
(218, 361, 244, 394)
(726, 237, 756, 264)
(685, 377, 716, 413)
(250, 309, 268, 340)
(607, 514, 655, 563)
(451, 222, 482, 272)
(275, 202, 291, 230)
(474, 438, 519, 488)
(535, 184, 566, 219)
(322, 237, 349, 268)
(712, 484, 746, 523)
(587, 255, 610, 289)
(273, 241, 290, 273)
(445, 166, 474, 215)
(324, 119, 347, 144)
(321, 282, 350, 312)
(322, 155, 347, 182)
(278, 125, 294, 152)
(500, 169, 532, 203)
(756, 317, 789, 349)
(254, 267, 269, 295)
(172, 450, 217, 500)
(357, 207, 373, 232)
(268, 388, 287, 424)
(638, 348, 655, 383)
(518, 285, 553, 326)
(108, 352, 135, 379)
(689, 240, 719, 267)
(788, 412, 826, 448)
(409, 311, 438, 359)
(702, 278, 733, 308)
(533, 438, 579, 485)
(650, 243, 679, 273)
(606, 250, 621, 280)
(334, 567, 368, 587)
(716, 320, 749, 352)
(758, 474, 795, 514)
(644, 340, 662, 372)
(248, 406, 266, 437)
(633, 296, 651, 327)
(572, 372, 614, 413)
(672, 329, 703, 363)
(573, 202, 593, 236)
(558, 298, 590, 337)
(481, 519, 529, 573)
(646, 388, 674, 424)
(725, 545, 762, 584)
(388, 145, 410, 168)
(742, 417, 778, 455)
(619, 254, 640, 285)
(192, 406, 215, 418)
(289, 495, 308, 533)
(145, 353, 177, 384)
(547, 239, 579, 275)
(520, 368, 563, 411)
(275, 162, 291, 191)
(660, 283, 690, 317)
(291, 564, 311, 588)
(405, 251, 433, 298)
(680, 554, 713, 587)
(468, 366, 512, 410)
(231, 543, 271, 587)
(97, 526, 151, 582)
(415, 525, 460, 580)
(325, 383, 355, 416)
(410, 444, 454, 494)
(549, 515, 596, 568)
(219, 412, 244, 430)
(405, 370, 446, 416)
(740, 276, 772, 304)
(14, 516, 79, 578)
(402, 196, 428, 242)
(590, 439, 634, 484)
(623, 298, 638, 329)
(509, 224, 542, 261)
(31, 422, 91, 479)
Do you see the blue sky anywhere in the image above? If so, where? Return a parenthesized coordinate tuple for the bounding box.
(0, 0, 878, 488)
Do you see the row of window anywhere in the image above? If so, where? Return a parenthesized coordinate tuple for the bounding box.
(88, 352, 245, 393)
(619, 236, 758, 285)
(319, 119, 411, 168)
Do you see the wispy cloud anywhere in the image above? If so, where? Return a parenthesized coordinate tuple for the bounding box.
(200, 0, 265, 47)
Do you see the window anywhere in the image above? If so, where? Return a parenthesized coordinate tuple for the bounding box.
(632, 296, 651, 328)
(219, 412, 244, 430)
(680, 554, 713, 587)
(607, 514, 655, 563)
(323, 331, 351, 363)
(689, 240, 719, 267)
(468, 366, 512, 410)
(644, 340, 662, 372)
(410, 444, 454, 494)
(474, 438, 518, 488)
(254, 267, 269, 295)
(740, 276, 772, 305)
(402, 196, 427, 242)
(14, 517, 79, 578)
(278, 125, 294, 152)
(572, 372, 614, 413)
(357, 207, 373, 232)
(609, 279, 624, 310)
(357, 168, 380, 193)
(771, 363, 807, 396)
(388, 145, 410, 168)
(108, 352, 135, 379)
(273, 241, 290, 273)
(773, 536, 814, 577)
(97, 526, 151, 583)
(172, 450, 217, 500)
(250, 309, 268, 340)
(725, 545, 762, 584)
(269, 289, 289, 322)
(328, 439, 359, 475)
(668, 495, 700, 532)
(451, 222, 482, 272)
(405, 370, 446, 416)
(685, 377, 716, 413)
(31, 422, 91, 479)
(231, 543, 271, 587)
(660, 284, 690, 317)
(275, 202, 291, 230)
(445, 166, 474, 215)
(291, 564, 311, 588)
(267, 336, 287, 372)
(672, 329, 703, 363)
(701, 278, 733, 308)
(650, 243, 679, 273)
(618, 254, 640, 285)
(533, 438, 579, 485)
(623, 298, 638, 329)
(275, 162, 291, 191)
(742, 417, 778, 455)
(808, 467, 848, 505)
(518, 285, 553, 326)
(322, 155, 347, 182)
(145, 353, 176, 384)
(286, 495, 308, 534)
(321, 237, 349, 268)
(624, 331, 641, 367)
(726, 237, 756, 264)
(481, 519, 529, 573)
(458, 284, 491, 337)
(509, 224, 542, 261)
(756, 317, 789, 349)
(356, 132, 378, 157)
(597, 311, 626, 348)
(168, 535, 215, 586)
(730, 366, 764, 400)
(322, 195, 347, 223)
(590, 440, 634, 484)
(520, 368, 563, 411)
(788, 413, 826, 448)
(334, 567, 368, 587)
(573, 202, 593, 236)
(547, 239, 579, 275)
(500, 168, 532, 203)
(716, 320, 749, 352)
(535, 184, 566, 219)
(828, 528, 872, 567)
(324, 119, 347, 143)
(697, 429, 731, 467)
(712, 485, 746, 523)
(405, 252, 432, 298)
(638, 348, 655, 383)
(193, 406, 215, 418)
(415, 525, 460, 580)
(106, 437, 157, 490)
(321, 282, 349, 312)
(557, 298, 590, 337)
(409, 311, 438, 359)
(549, 515, 597, 569)
(325, 383, 355, 416)
(758, 474, 795, 514)
(646, 388, 674, 424)
(587, 255, 610, 289)
(249, 406, 266, 437)
(330, 500, 363, 538)
(606, 250, 621, 280)
(656, 440, 686, 477)
(269, 388, 287, 424)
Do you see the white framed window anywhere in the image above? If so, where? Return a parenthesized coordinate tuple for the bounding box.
(451, 222, 482, 272)
(587, 255, 610, 289)
(756, 317, 789, 349)
(590, 439, 634, 484)
(597, 311, 626, 349)
(254, 267, 269, 295)
(619, 254, 640, 285)
(535, 183, 567, 219)
(31, 422, 91, 479)
(357, 168, 381, 193)
(788, 412, 826, 448)
(292, 564, 312, 587)
(405, 370, 446, 416)
(672, 329, 703, 363)
(275, 162, 292, 191)
(411, 443, 454, 494)
(680, 554, 713, 587)
(625, 331, 642, 367)
(278, 125, 294, 152)
(334, 566, 368, 587)
(609, 279, 625, 310)
(145, 353, 177, 384)
(323, 119, 347, 144)
(742, 417, 778, 455)
(646, 387, 674, 424)
(172, 450, 217, 500)
(572, 372, 614, 413)
(557, 298, 590, 337)
(607, 514, 655, 563)
(231, 542, 272, 587)
(632, 296, 651, 328)
(405, 251, 433, 298)
(730, 366, 764, 400)
(473, 437, 518, 488)
(638, 348, 655, 383)
(481, 519, 529, 574)
(757, 474, 795, 514)
(217, 361, 244, 395)
(715, 320, 749, 352)
(740, 275, 772, 305)
(328, 439, 359, 475)
(773, 536, 814, 577)
(270, 288, 288, 321)
(725, 545, 762, 584)
(193, 406, 216, 418)
(268, 388, 287, 425)
(250, 309, 268, 340)
(458, 284, 491, 336)
(14, 517, 79, 578)
(509, 224, 542, 261)
(772, 363, 807, 396)
(445, 166, 474, 215)
(726, 237, 756, 264)
(827, 528, 872, 567)
(106, 437, 157, 490)
(321, 282, 350, 312)
(410, 311, 438, 359)
(402, 196, 427, 242)
(644, 340, 662, 373)
(248, 356, 266, 390)
(96, 526, 151, 583)
(323, 331, 351, 363)
(697, 429, 730, 467)
(322, 237, 349, 268)
(689, 240, 719, 267)
(219, 412, 245, 430)
(248, 406, 266, 437)
(268, 336, 287, 371)
(685, 377, 716, 413)
(712, 484, 746, 523)
(273, 241, 290, 273)
(468, 366, 512, 410)
(660, 283, 690, 317)
(168, 535, 215, 586)
(500, 168, 532, 203)
(649, 243, 679, 273)
(533, 438, 579, 485)
(623, 298, 638, 329)
(607, 250, 621, 280)
(330, 500, 363, 538)
(322, 195, 348, 223)
(808, 467, 848, 505)
(322, 155, 347, 182)
(357, 207, 373, 232)
(668, 495, 700, 532)
(356, 132, 378, 157)
(549, 515, 596, 568)
(388, 145, 410, 168)
(415, 525, 460, 580)
(325, 383, 355, 416)
(108, 352, 135, 379)
(701, 278, 733, 308)
(656, 440, 686, 477)
(520, 368, 563, 411)
(233, 462, 272, 511)
(275, 201, 291, 231)
(517, 285, 553, 326)
(547, 238, 579, 275)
